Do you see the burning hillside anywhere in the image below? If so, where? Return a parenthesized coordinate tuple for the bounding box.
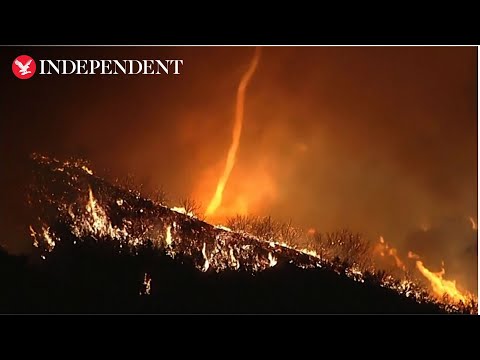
(14, 154, 475, 314)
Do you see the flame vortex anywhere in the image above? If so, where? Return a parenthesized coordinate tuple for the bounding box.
(205, 47, 262, 216)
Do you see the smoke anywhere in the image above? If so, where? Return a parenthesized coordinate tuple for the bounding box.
(0, 46, 476, 294)
(205, 47, 261, 216)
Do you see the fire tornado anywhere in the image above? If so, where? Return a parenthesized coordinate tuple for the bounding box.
(205, 47, 262, 217)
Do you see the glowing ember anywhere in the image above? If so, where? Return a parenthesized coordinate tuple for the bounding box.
(205, 47, 261, 216)
(201, 242, 210, 272)
(29, 225, 57, 252)
(29, 225, 39, 248)
(215, 224, 232, 232)
(171, 206, 195, 217)
(268, 252, 278, 267)
(298, 248, 320, 258)
(81, 165, 94, 175)
(42, 227, 56, 251)
(29, 225, 58, 252)
(141, 273, 151, 295)
(165, 225, 172, 246)
(86, 187, 105, 233)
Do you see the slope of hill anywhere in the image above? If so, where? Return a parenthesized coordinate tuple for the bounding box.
(0, 154, 472, 314)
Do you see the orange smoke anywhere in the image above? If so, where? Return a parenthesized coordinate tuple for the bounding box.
(205, 47, 262, 217)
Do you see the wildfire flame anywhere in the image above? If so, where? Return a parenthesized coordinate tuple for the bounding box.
(86, 187, 104, 233)
(415, 261, 468, 304)
(201, 242, 210, 272)
(377, 238, 474, 305)
(171, 206, 195, 217)
(165, 224, 172, 246)
(30, 225, 56, 251)
(375, 236, 406, 271)
(29, 155, 478, 314)
(268, 252, 278, 267)
(205, 47, 261, 217)
(81, 165, 93, 175)
(141, 273, 151, 295)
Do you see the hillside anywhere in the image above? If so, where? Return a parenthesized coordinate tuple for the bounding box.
(0, 154, 471, 314)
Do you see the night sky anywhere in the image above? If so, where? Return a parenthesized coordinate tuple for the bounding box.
(0, 46, 477, 292)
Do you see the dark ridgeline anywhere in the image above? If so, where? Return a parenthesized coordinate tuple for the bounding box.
(0, 155, 464, 314)
(0, 244, 446, 314)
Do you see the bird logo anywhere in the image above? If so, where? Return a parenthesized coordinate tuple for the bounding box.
(15, 59, 32, 75)
(12, 55, 36, 79)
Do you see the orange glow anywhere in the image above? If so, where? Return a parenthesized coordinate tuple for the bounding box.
(165, 224, 172, 246)
(388, 248, 406, 270)
(195, 158, 277, 224)
(420, 224, 430, 232)
(407, 251, 420, 259)
(374, 236, 406, 271)
(468, 216, 477, 230)
(205, 47, 261, 217)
